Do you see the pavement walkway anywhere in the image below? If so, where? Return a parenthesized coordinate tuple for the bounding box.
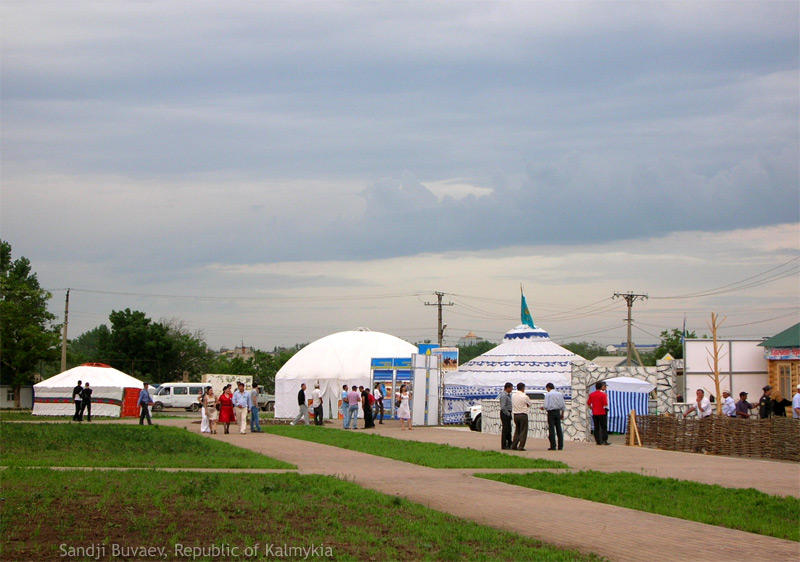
(153, 418, 799, 561)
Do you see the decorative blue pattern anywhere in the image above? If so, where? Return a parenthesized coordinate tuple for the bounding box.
(504, 331, 550, 339)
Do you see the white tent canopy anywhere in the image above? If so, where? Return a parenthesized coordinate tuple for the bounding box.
(33, 363, 144, 417)
(603, 376, 655, 393)
(443, 324, 577, 423)
(274, 328, 417, 419)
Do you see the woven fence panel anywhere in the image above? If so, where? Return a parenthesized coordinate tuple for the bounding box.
(631, 416, 800, 462)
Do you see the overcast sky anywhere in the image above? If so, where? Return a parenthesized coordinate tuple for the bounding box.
(2, 2, 798, 350)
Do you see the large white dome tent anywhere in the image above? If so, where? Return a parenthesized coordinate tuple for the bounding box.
(274, 328, 418, 419)
(33, 363, 144, 417)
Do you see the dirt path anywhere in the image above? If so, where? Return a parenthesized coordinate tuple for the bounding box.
(150, 418, 798, 561)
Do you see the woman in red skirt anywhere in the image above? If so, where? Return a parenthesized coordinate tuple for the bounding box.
(217, 384, 235, 434)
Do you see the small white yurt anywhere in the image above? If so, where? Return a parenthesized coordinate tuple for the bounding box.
(274, 328, 417, 419)
(33, 363, 144, 417)
(443, 324, 577, 423)
(603, 375, 655, 433)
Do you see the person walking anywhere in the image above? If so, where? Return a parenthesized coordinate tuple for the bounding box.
(201, 386, 216, 434)
(793, 384, 800, 419)
(138, 383, 154, 425)
(770, 389, 792, 417)
(684, 388, 712, 419)
(758, 385, 773, 419)
(232, 381, 250, 434)
(587, 381, 610, 445)
(198, 389, 210, 433)
(510, 382, 531, 450)
(361, 386, 375, 429)
(290, 383, 310, 426)
(72, 380, 83, 421)
(218, 384, 235, 434)
(396, 384, 412, 430)
(721, 390, 736, 417)
(347, 385, 360, 429)
(249, 383, 262, 432)
(373, 383, 384, 424)
(735, 391, 757, 418)
(498, 382, 513, 450)
(311, 383, 323, 426)
(543, 382, 565, 450)
(79, 382, 93, 422)
(341, 384, 350, 429)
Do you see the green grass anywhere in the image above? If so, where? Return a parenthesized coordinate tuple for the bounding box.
(0, 468, 601, 561)
(264, 425, 568, 469)
(0, 423, 294, 469)
(478, 470, 800, 541)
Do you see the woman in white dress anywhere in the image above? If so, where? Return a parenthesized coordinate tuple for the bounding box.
(395, 384, 412, 430)
(199, 390, 210, 433)
(201, 386, 218, 434)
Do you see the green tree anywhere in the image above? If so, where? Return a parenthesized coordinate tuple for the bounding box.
(69, 324, 111, 365)
(561, 341, 608, 360)
(0, 240, 60, 405)
(653, 328, 696, 360)
(457, 340, 496, 364)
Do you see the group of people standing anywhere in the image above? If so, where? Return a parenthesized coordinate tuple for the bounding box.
(498, 382, 567, 451)
(684, 384, 800, 420)
(71, 380, 93, 422)
(340, 383, 411, 430)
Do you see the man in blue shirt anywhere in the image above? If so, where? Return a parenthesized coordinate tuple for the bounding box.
(138, 383, 154, 425)
(498, 382, 513, 450)
(542, 382, 566, 450)
(232, 381, 250, 434)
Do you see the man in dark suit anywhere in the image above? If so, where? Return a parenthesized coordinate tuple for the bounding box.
(80, 382, 93, 422)
(72, 380, 83, 421)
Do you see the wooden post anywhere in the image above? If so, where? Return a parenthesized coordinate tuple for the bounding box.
(705, 313, 727, 416)
(628, 410, 642, 447)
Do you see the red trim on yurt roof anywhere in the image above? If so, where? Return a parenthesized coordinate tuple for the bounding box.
(81, 362, 112, 368)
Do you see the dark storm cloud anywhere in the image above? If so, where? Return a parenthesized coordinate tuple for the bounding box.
(1, 1, 798, 267)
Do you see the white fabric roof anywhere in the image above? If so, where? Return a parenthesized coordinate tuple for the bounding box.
(276, 328, 417, 382)
(274, 328, 417, 419)
(445, 324, 577, 388)
(604, 376, 655, 393)
(34, 364, 144, 390)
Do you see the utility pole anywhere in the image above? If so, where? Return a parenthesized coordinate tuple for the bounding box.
(60, 288, 70, 372)
(613, 291, 648, 366)
(425, 291, 454, 346)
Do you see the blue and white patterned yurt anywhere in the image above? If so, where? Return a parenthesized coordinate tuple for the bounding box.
(443, 324, 577, 424)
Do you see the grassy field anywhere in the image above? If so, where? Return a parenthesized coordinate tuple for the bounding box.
(264, 425, 568, 469)
(0, 469, 601, 561)
(478, 470, 800, 541)
(0, 423, 294, 469)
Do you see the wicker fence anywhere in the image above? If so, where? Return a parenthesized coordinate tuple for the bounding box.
(631, 415, 800, 462)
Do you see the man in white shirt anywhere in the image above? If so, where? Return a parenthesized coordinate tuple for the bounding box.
(510, 382, 532, 451)
(684, 389, 712, 419)
(311, 383, 323, 426)
(792, 384, 800, 419)
(721, 390, 736, 417)
(373, 383, 384, 424)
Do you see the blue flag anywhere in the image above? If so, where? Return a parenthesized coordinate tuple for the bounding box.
(521, 293, 536, 328)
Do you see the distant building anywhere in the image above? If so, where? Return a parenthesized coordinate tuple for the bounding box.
(759, 322, 800, 400)
(218, 345, 255, 361)
(458, 331, 484, 347)
(1, 385, 33, 409)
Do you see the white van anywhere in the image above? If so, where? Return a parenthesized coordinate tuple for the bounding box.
(152, 382, 206, 411)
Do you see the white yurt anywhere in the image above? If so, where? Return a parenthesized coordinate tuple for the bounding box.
(443, 324, 577, 423)
(33, 363, 144, 417)
(274, 328, 417, 419)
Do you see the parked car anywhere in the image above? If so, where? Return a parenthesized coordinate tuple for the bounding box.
(151, 382, 206, 411)
(258, 392, 275, 412)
